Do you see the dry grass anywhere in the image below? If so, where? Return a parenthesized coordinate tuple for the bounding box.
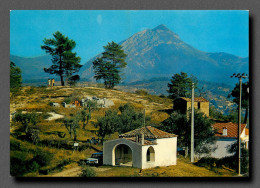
(93, 157, 236, 177)
(12, 85, 234, 177)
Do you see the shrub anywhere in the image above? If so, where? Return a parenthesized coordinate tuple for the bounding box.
(81, 166, 96, 177)
(135, 89, 149, 96)
(10, 156, 28, 176)
(28, 161, 40, 172)
(33, 150, 53, 167)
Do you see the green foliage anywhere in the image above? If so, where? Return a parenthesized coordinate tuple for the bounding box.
(94, 109, 119, 142)
(81, 100, 97, 129)
(10, 61, 22, 93)
(227, 142, 249, 174)
(33, 150, 53, 167)
(67, 74, 80, 86)
(167, 72, 197, 100)
(41, 31, 82, 86)
(209, 106, 226, 121)
(93, 41, 127, 89)
(94, 103, 150, 142)
(118, 103, 149, 133)
(12, 111, 38, 133)
(81, 166, 96, 177)
(135, 89, 149, 95)
(63, 113, 81, 141)
(160, 110, 216, 155)
(10, 145, 53, 176)
(228, 81, 249, 124)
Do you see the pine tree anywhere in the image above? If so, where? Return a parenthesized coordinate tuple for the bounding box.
(167, 72, 196, 100)
(10, 61, 22, 93)
(41, 31, 82, 86)
(93, 41, 127, 89)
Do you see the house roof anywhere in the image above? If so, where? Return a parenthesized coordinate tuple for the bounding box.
(124, 137, 157, 145)
(212, 122, 247, 138)
(119, 126, 177, 139)
(178, 97, 209, 102)
(245, 128, 249, 136)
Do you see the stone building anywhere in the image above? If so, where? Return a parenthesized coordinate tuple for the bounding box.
(173, 97, 209, 117)
(103, 126, 177, 169)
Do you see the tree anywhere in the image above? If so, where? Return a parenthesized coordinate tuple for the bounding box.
(63, 113, 81, 141)
(94, 103, 150, 142)
(228, 81, 249, 124)
(160, 110, 216, 156)
(12, 111, 38, 133)
(118, 103, 150, 133)
(167, 72, 196, 100)
(81, 100, 98, 129)
(93, 41, 127, 89)
(94, 109, 119, 143)
(67, 75, 80, 86)
(10, 61, 22, 93)
(41, 31, 82, 86)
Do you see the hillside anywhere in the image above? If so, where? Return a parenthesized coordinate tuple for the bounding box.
(79, 24, 248, 84)
(10, 85, 238, 177)
(10, 54, 54, 81)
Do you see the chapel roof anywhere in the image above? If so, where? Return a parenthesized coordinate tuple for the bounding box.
(119, 126, 177, 139)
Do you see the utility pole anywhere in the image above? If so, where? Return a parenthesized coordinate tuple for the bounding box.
(191, 83, 194, 163)
(231, 73, 248, 175)
(143, 109, 146, 127)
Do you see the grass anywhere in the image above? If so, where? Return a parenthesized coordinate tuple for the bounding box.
(10, 85, 237, 177)
(86, 157, 236, 177)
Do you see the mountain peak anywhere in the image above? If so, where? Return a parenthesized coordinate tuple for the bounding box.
(152, 24, 169, 31)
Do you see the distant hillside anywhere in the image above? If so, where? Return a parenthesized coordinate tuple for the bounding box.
(10, 54, 54, 81)
(117, 77, 236, 115)
(80, 24, 248, 85)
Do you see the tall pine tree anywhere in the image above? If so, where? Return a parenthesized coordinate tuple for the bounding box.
(167, 72, 196, 100)
(41, 31, 82, 86)
(93, 41, 127, 89)
(10, 61, 22, 93)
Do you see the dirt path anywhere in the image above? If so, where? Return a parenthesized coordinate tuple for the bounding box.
(46, 112, 64, 121)
(51, 163, 82, 177)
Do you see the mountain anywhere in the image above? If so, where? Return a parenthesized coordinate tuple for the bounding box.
(10, 54, 54, 81)
(79, 24, 248, 84)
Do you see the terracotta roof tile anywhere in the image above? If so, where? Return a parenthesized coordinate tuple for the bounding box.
(124, 137, 157, 145)
(179, 97, 209, 102)
(212, 122, 247, 138)
(119, 126, 177, 139)
(245, 128, 249, 136)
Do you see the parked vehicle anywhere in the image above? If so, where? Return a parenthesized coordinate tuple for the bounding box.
(86, 152, 103, 166)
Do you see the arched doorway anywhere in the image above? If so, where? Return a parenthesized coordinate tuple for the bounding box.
(114, 144, 133, 166)
(147, 146, 155, 162)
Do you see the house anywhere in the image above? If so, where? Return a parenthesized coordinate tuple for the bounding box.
(173, 97, 209, 117)
(103, 126, 178, 169)
(208, 122, 248, 158)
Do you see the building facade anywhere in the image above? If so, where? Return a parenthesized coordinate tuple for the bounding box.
(103, 126, 178, 169)
(173, 97, 209, 117)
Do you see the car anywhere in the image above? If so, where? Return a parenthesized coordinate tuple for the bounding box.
(86, 152, 103, 166)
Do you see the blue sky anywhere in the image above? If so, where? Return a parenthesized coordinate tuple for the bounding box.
(10, 10, 249, 64)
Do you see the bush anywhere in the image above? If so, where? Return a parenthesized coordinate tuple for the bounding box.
(28, 161, 40, 172)
(10, 156, 28, 176)
(81, 166, 96, 177)
(33, 150, 53, 167)
(135, 89, 149, 96)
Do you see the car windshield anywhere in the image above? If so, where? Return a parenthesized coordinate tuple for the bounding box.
(91, 154, 102, 158)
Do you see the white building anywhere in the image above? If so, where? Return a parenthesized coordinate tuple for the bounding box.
(103, 126, 178, 169)
(209, 122, 248, 158)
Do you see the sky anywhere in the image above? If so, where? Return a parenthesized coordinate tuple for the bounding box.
(10, 10, 249, 64)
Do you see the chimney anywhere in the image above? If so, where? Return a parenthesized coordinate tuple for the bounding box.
(141, 134, 144, 145)
(223, 127, 227, 136)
